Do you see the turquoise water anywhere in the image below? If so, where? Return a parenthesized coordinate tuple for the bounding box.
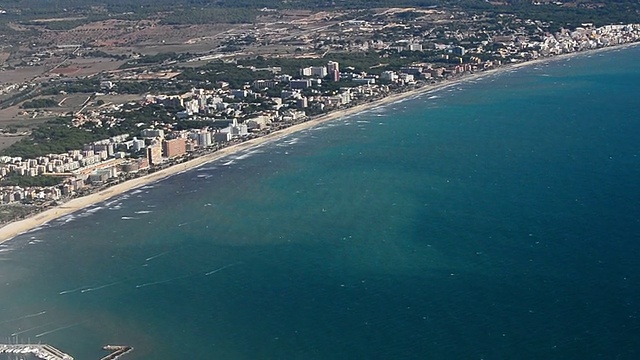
(1, 46, 639, 359)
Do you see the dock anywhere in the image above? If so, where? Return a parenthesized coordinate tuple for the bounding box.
(0, 343, 133, 360)
(0, 344, 74, 360)
(100, 345, 134, 360)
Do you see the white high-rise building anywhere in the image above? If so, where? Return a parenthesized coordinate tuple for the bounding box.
(311, 66, 328, 77)
(327, 61, 339, 73)
(380, 71, 398, 82)
(327, 61, 340, 81)
(196, 131, 212, 147)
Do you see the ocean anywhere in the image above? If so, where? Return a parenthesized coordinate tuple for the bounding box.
(1, 46, 639, 360)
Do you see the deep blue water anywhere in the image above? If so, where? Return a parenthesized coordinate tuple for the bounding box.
(1, 46, 639, 360)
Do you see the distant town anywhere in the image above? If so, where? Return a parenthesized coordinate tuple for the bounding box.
(0, 3, 639, 223)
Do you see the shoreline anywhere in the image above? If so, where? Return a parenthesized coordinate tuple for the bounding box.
(0, 42, 638, 243)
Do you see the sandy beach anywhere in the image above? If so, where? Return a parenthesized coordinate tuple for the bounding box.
(0, 42, 638, 243)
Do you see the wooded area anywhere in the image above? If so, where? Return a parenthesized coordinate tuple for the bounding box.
(0, 0, 638, 28)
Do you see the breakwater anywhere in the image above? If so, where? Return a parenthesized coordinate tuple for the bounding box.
(0, 344, 73, 360)
(0, 344, 134, 360)
(100, 345, 133, 360)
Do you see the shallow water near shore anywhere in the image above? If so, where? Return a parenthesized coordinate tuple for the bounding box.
(1, 47, 640, 359)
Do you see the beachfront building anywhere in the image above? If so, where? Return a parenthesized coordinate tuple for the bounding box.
(189, 130, 213, 148)
(162, 138, 187, 158)
(213, 130, 232, 143)
(88, 167, 118, 184)
(245, 115, 273, 130)
(120, 158, 150, 173)
(380, 71, 399, 82)
(146, 143, 163, 166)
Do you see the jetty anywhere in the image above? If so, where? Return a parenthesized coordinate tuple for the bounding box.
(0, 344, 73, 360)
(100, 345, 133, 360)
(0, 343, 134, 360)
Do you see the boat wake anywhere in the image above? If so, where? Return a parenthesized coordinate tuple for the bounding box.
(0, 311, 46, 324)
(35, 321, 86, 338)
(11, 322, 56, 337)
(205, 262, 241, 276)
(145, 251, 170, 262)
(80, 280, 126, 293)
(59, 286, 87, 295)
(136, 262, 241, 288)
(135, 274, 192, 289)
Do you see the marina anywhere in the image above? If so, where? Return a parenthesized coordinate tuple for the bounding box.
(0, 344, 133, 360)
(0, 344, 73, 360)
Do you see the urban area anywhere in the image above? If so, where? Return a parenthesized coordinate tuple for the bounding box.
(0, 4, 639, 223)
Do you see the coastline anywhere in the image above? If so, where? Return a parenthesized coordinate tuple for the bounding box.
(0, 42, 638, 243)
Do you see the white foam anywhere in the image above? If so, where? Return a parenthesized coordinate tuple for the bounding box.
(58, 214, 77, 224)
(233, 153, 251, 160)
(84, 206, 104, 214)
(104, 198, 120, 207)
(197, 166, 217, 171)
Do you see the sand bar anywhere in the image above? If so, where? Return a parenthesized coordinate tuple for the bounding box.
(0, 43, 638, 243)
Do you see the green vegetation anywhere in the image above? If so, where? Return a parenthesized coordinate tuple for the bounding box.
(179, 61, 274, 88)
(83, 50, 129, 60)
(41, 79, 101, 95)
(21, 18, 97, 31)
(161, 8, 259, 25)
(237, 51, 460, 77)
(20, 98, 58, 109)
(0, 174, 64, 187)
(1, 0, 638, 32)
(0, 204, 35, 223)
(119, 52, 181, 68)
(455, 0, 640, 29)
(0, 102, 217, 158)
(1, 118, 104, 158)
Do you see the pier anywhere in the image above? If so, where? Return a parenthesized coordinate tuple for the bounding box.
(100, 345, 133, 360)
(0, 344, 73, 360)
(0, 344, 133, 360)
